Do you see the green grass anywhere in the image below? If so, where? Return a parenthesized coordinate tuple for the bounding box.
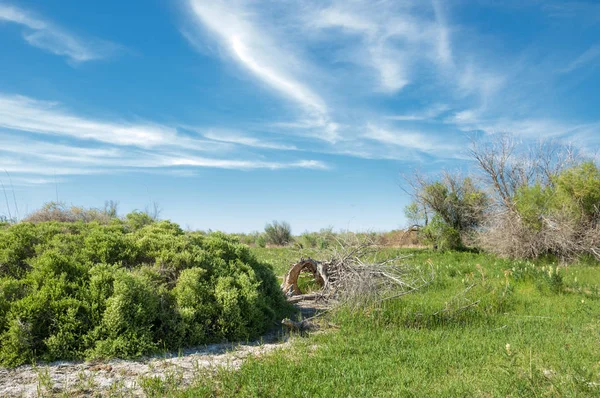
(250, 246, 322, 280)
(167, 248, 600, 397)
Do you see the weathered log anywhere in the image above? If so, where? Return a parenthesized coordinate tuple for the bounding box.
(280, 258, 325, 296)
(286, 293, 320, 304)
(279, 237, 430, 308)
(281, 318, 319, 333)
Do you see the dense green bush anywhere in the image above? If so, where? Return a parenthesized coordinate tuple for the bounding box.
(555, 161, 600, 221)
(514, 163, 600, 232)
(255, 234, 267, 248)
(299, 228, 335, 249)
(0, 217, 290, 367)
(264, 221, 292, 246)
(496, 161, 600, 259)
(405, 174, 488, 249)
(421, 215, 462, 251)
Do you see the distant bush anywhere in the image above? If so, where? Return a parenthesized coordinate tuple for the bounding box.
(299, 227, 335, 249)
(255, 234, 267, 248)
(125, 210, 155, 230)
(406, 134, 600, 260)
(405, 173, 488, 250)
(421, 215, 462, 251)
(233, 232, 259, 246)
(264, 221, 292, 246)
(0, 216, 290, 366)
(22, 202, 117, 224)
(0, 216, 15, 227)
(481, 161, 600, 260)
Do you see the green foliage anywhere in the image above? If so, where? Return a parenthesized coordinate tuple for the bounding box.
(421, 215, 462, 250)
(421, 177, 488, 232)
(233, 231, 261, 246)
(514, 184, 555, 231)
(264, 221, 292, 246)
(404, 202, 426, 226)
(514, 163, 600, 231)
(184, 248, 600, 397)
(0, 219, 291, 366)
(298, 227, 335, 249)
(555, 161, 600, 220)
(125, 210, 155, 230)
(255, 234, 267, 248)
(410, 174, 488, 250)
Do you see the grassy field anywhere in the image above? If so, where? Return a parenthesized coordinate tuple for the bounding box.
(155, 247, 600, 397)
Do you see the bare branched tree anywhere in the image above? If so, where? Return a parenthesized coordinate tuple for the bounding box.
(469, 134, 581, 210)
(534, 139, 579, 187)
(145, 201, 162, 221)
(469, 134, 600, 260)
(468, 133, 527, 210)
(104, 200, 119, 218)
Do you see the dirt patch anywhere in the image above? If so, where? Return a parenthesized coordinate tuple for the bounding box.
(0, 335, 290, 397)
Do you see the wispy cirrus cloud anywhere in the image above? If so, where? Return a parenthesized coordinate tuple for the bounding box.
(446, 107, 598, 141)
(182, 0, 339, 142)
(362, 124, 461, 156)
(0, 93, 330, 178)
(0, 94, 177, 147)
(308, 1, 452, 93)
(387, 104, 450, 121)
(0, 3, 120, 63)
(178, 0, 513, 155)
(201, 131, 298, 151)
(559, 45, 600, 74)
(179, 0, 600, 166)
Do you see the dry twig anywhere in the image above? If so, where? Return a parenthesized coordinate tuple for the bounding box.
(281, 234, 434, 309)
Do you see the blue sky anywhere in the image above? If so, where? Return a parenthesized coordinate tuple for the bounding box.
(0, 0, 599, 232)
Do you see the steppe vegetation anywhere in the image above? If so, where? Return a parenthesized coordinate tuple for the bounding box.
(0, 135, 599, 396)
(0, 210, 291, 368)
(405, 136, 600, 261)
(178, 247, 600, 397)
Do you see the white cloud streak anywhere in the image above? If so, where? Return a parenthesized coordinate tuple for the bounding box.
(184, 0, 339, 141)
(560, 45, 600, 74)
(202, 131, 297, 151)
(0, 3, 118, 63)
(363, 124, 460, 156)
(446, 108, 598, 140)
(387, 104, 450, 121)
(0, 136, 329, 176)
(0, 93, 330, 176)
(0, 94, 176, 147)
(309, 1, 454, 93)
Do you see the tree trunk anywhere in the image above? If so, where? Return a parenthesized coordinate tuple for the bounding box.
(281, 258, 325, 296)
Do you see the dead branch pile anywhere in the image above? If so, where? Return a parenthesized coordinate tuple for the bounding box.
(479, 209, 600, 262)
(281, 234, 434, 308)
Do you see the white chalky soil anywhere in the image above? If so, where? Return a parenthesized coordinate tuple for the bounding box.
(0, 336, 289, 397)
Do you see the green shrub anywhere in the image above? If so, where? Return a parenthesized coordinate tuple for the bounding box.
(514, 184, 554, 231)
(555, 161, 600, 221)
(125, 211, 155, 230)
(264, 221, 292, 246)
(421, 215, 462, 250)
(235, 231, 261, 246)
(0, 218, 291, 366)
(255, 234, 267, 248)
(299, 228, 334, 249)
(22, 202, 116, 224)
